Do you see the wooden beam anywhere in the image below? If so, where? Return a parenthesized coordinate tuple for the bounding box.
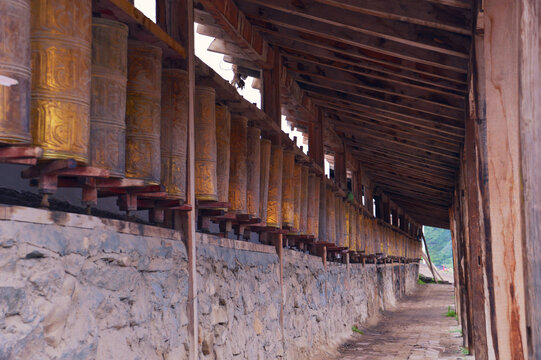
(198, 0, 273, 68)
(308, 109, 325, 168)
(238, 0, 471, 56)
(314, 0, 472, 35)
(283, 58, 466, 108)
(262, 48, 282, 132)
(246, 11, 469, 72)
(330, 111, 463, 148)
(299, 79, 464, 122)
(256, 27, 468, 85)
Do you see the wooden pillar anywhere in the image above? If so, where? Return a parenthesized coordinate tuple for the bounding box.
(262, 49, 281, 129)
(334, 148, 346, 190)
(156, 0, 198, 358)
(308, 109, 324, 168)
(484, 0, 528, 358)
(318, 180, 327, 241)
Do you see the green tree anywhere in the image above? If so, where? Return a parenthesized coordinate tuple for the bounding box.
(423, 226, 453, 268)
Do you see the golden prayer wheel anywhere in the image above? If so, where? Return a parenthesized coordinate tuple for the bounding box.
(0, 0, 31, 144)
(125, 40, 161, 183)
(89, 18, 128, 177)
(293, 164, 302, 231)
(194, 86, 218, 200)
(215, 104, 231, 204)
(259, 139, 271, 223)
(326, 188, 335, 244)
(312, 176, 320, 238)
(228, 115, 247, 212)
(246, 127, 261, 218)
(306, 174, 316, 236)
(160, 69, 188, 199)
(31, 0, 92, 162)
(266, 146, 283, 228)
(299, 166, 309, 234)
(344, 203, 350, 249)
(281, 150, 295, 228)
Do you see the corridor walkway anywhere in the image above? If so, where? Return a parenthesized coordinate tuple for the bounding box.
(329, 283, 472, 360)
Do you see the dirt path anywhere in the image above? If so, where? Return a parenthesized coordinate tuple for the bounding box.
(327, 283, 472, 360)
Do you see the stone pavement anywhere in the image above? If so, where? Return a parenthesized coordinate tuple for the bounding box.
(325, 283, 473, 360)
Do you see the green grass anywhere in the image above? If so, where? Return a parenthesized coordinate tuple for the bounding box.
(352, 325, 364, 335)
(461, 347, 470, 355)
(450, 328, 463, 336)
(445, 306, 457, 318)
(417, 278, 426, 285)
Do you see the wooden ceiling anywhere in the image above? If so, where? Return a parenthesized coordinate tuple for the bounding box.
(196, 0, 474, 228)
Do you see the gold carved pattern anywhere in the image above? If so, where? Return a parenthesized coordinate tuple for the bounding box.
(90, 18, 127, 177)
(194, 86, 217, 201)
(246, 127, 261, 218)
(281, 150, 295, 227)
(161, 69, 188, 199)
(30, 0, 91, 162)
(266, 146, 283, 228)
(125, 41, 161, 183)
(228, 115, 248, 213)
(0, 0, 31, 144)
(215, 104, 231, 204)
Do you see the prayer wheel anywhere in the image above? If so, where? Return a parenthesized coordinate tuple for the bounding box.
(215, 104, 231, 204)
(306, 174, 316, 236)
(228, 115, 247, 212)
(266, 146, 283, 228)
(344, 203, 350, 249)
(259, 139, 271, 223)
(89, 18, 128, 177)
(194, 86, 218, 200)
(161, 69, 188, 199)
(125, 40, 161, 183)
(293, 164, 302, 231)
(326, 188, 335, 244)
(318, 181, 327, 241)
(281, 150, 295, 228)
(31, 0, 92, 162)
(246, 127, 261, 218)
(299, 166, 309, 234)
(0, 0, 31, 144)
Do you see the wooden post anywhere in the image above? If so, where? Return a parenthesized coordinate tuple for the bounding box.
(308, 109, 324, 168)
(262, 49, 281, 129)
(157, 1, 198, 358)
(484, 0, 528, 358)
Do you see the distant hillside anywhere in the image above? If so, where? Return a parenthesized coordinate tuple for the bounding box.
(423, 226, 453, 268)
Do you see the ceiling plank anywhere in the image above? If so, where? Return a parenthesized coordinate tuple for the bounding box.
(245, 11, 468, 72)
(302, 85, 464, 128)
(313, 97, 464, 139)
(257, 27, 468, 85)
(238, 0, 471, 56)
(314, 0, 472, 35)
(293, 73, 465, 120)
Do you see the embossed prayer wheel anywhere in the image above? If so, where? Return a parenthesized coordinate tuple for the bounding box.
(306, 174, 316, 236)
(125, 40, 162, 183)
(31, 0, 92, 161)
(299, 166, 309, 234)
(0, 0, 31, 144)
(293, 164, 302, 231)
(228, 115, 247, 213)
(215, 104, 231, 204)
(161, 69, 188, 199)
(326, 187, 335, 244)
(90, 18, 128, 177)
(194, 86, 218, 200)
(246, 127, 261, 218)
(259, 139, 271, 223)
(281, 150, 295, 228)
(266, 146, 283, 228)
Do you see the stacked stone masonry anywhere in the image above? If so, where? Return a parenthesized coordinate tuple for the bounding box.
(0, 206, 418, 359)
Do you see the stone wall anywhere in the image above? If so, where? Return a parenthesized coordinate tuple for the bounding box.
(0, 206, 418, 360)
